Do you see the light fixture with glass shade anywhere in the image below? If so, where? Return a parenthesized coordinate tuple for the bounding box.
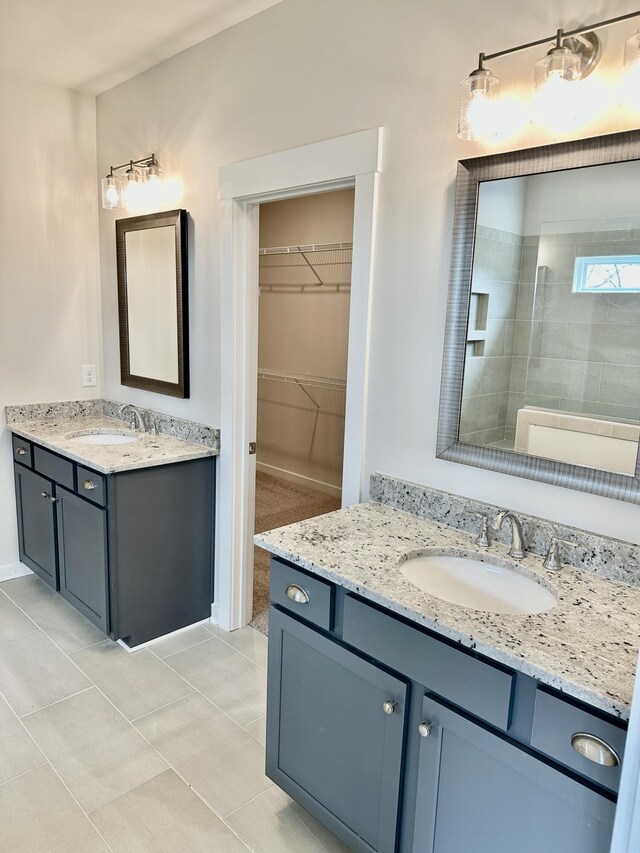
(458, 54, 500, 141)
(456, 10, 640, 140)
(100, 154, 164, 210)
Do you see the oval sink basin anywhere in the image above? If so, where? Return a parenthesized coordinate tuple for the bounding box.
(66, 431, 139, 446)
(399, 552, 557, 615)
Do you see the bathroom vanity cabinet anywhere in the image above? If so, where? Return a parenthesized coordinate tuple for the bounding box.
(12, 434, 214, 646)
(266, 557, 624, 853)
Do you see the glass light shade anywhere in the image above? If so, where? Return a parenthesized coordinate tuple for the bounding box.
(532, 46, 581, 130)
(121, 169, 143, 210)
(101, 175, 120, 210)
(621, 29, 640, 111)
(457, 68, 500, 141)
(143, 162, 164, 208)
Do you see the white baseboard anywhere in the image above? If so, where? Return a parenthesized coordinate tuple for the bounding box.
(0, 562, 32, 582)
(256, 461, 342, 499)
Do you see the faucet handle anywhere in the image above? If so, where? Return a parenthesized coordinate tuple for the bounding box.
(469, 512, 491, 549)
(543, 537, 578, 571)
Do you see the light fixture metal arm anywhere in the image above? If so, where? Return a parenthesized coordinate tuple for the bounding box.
(105, 154, 158, 176)
(481, 9, 640, 63)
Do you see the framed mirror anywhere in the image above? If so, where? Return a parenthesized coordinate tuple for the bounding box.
(437, 130, 640, 503)
(116, 209, 189, 398)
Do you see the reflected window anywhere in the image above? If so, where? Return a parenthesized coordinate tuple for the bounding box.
(573, 255, 640, 293)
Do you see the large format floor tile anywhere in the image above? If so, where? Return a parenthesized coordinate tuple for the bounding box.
(244, 714, 266, 747)
(0, 694, 46, 785)
(20, 593, 106, 653)
(135, 693, 272, 817)
(165, 636, 267, 725)
(149, 624, 212, 659)
(90, 769, 249, 852)
(70, 640, 193, 720)
(0, 765, 108, 852)
(226, 785, 350, 853)
(23, 687, 167, 812)
(0, 590, 38, 643)
(0, 630, 91, 716)
(1, 574, 57, 607)
(206, 624, 268, 665)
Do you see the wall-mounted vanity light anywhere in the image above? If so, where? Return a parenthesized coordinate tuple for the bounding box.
(458, 10, 640, 140)
(101, 154, 175, 211)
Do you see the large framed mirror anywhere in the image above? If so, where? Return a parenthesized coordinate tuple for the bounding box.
(116, 209, 189, 398)
(437, 130, 640, 503)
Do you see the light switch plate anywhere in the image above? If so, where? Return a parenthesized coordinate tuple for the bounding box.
(82, 364, 96, 387)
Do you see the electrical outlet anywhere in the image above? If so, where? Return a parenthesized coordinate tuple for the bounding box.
(82, 364, 96, 387)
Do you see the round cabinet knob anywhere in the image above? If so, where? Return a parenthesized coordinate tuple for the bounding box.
(15, 446, 26, 455)
(571, 733, 620, 767)
(418, 722, 433, 738)
(285, 584, 310, 604)
(382, 700, 397, 715)
(83, 480, 96, 491)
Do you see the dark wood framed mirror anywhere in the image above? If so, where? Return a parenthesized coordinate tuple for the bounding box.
(116, 208, 189, 398)
(437, 130, 640, 504)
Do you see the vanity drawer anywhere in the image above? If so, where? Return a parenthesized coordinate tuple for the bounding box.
(342, 595, 514, 731)
(12, 435, 33, 467)
(76, 466, 107, 506)
(33, 446, 74, 490)
(270, 558, 333, 631)
(530, 688, 626, 793)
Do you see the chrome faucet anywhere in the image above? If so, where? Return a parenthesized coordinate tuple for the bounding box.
(492, 509, 526, 560)
(119, 403, 147, 433)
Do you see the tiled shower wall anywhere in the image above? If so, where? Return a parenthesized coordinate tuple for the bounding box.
(460, 226, 521, 446)
(462, 227, 640, 448)
(509, 229, 640, 430)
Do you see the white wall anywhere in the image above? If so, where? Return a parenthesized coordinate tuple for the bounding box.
(0, 71, 102, 570)
(96, 0, 640, 544)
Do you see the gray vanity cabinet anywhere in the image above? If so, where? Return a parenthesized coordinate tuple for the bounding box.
(55, 486, 109, 634)
(413, 696, 616, 853)
(13, 465, 58, 589)
(267, 606, 407, 853)
(12, 435, 215, 646)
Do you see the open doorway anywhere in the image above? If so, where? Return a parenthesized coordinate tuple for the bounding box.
(250, 189, 355, 633)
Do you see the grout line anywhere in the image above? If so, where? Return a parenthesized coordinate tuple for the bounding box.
(0, 761, 49, 790)
(201, 625, 269, 669)
(242, 712, 266, 729)
(222, 786, 273, 820)
(19, 686, 94, 719)
(0, 627, 41, 647)
(128, 690, 198, 724)
(152, 636, 214, 661)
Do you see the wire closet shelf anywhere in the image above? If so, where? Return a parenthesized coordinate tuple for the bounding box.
(258, 241, 353, 290)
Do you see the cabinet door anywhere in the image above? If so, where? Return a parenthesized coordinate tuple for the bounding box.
(267, 607, 407, 853)
(414, 696, 616, 853)
(14, 465, 58, 588)
(56, 486, 109, 634)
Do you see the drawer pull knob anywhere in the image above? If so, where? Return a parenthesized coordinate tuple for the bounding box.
(383, 700, 397, 715)
(571, 733, 620, 767)
(83, 480, 96, 491)
(285, 584, 309, 604)
(15, 446, 27, 456)
(418, 722, 433, 738)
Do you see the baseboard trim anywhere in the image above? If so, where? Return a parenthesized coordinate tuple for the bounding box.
(0, 562, 33, 582)
(256, 461, 342, 499)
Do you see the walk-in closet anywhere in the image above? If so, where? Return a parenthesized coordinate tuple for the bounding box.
(251, 189, 355, 632)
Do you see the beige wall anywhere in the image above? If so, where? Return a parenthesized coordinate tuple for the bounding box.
(0, 71, 102, 570)
(96, 0, 640, 543)
(257, 190, 354, 492)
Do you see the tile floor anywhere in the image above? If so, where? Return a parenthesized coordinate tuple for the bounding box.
(0, 573, 348, 852)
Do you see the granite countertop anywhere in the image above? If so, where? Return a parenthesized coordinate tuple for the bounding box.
(255, 502, 640, 720)
(10, 415, 218, 474)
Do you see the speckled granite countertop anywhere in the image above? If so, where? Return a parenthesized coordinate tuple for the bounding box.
(255, 502, 640, 720)
(10, 415, 218, 474)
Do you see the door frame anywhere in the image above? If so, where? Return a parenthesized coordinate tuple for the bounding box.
(216, 128, 382, 630)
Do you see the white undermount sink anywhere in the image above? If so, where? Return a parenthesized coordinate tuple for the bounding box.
(66, 431, 139, 446)
(399, 551, 557, 615)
